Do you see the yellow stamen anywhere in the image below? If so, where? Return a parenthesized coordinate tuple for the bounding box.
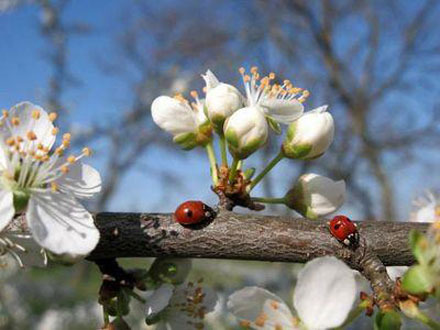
(26, 131, 37, 141)
(255, 312, 268, 327)
(41, 154, 50, 162)
(243, 75, 250, 83)
(67, 155, 76, 164)
(55, 147, 64, 156)
(32, 110, 41, 120)
(11, 117, 20, 126)
(2, 109, 8, 118)
(62, 133, 71, 141)
(61, 165, 69, 174)
(62, 140, 70, 148)
(82, 147, 92, 156)
(49, 112, 58, 122)
(16, 136, 24, 143)
(250, 66, 258, 74)
(269, 72, 275, 80)
(51, 182, 58, 192)
(190, 90, 198, 99)
(6, 137, 15, 146)
(238, 67, 245, 75)
(52, 127, 59, 136)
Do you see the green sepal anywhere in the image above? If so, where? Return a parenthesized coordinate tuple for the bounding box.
(409, 230, 429, 265)
(173, 132, 197, 150)
(401, 265, 433, 295)
(374, 310, 402, 330)
(225, 129, 264, 160)
(281, 142, 312, 159)
(13, 190, 30, 213)
(267, 116, 282, 135)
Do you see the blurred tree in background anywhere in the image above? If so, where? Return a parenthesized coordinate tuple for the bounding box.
(0, 0, 439, 328)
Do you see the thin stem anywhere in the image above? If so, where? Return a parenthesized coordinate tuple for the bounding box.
(414, 310, 440, 330)
(229, 158, 240, 182)
(248, 151, 284, 191)
(103, 306, 110, 325)
(219, 134, 228, 167)
(251, 197, 286, 204)
(205, 142, 219, 186)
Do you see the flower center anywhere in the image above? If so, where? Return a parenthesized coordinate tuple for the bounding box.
(238, 66, 310, 107)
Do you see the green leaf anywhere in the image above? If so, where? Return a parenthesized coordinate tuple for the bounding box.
(267, 116, 282, 135)
(401, 265, 433, 295)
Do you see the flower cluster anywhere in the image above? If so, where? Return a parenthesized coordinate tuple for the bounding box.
(0, 102, 101, 265)
(151, 67, 345, 217)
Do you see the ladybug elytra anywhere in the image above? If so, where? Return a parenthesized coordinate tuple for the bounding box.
(174, 201, 215, 225)
(328, 215, 359, 247)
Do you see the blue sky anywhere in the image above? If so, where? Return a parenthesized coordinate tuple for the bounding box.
(0, 0, 439, 219)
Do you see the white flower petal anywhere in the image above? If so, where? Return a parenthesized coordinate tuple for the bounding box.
(201, 69, 220, 90)
(3, 102, 56, 151)
(0, 189, 14, 232)
(145, 283, 174, 319)
(56, 162, 101, 199)
(0, 144, 9, 171)
(228, 287, 297, 330)
(302, 173, 345, 216)
(294, 256, 356, 330)
(26, 192, 99, 258)
(261, 99, 304, 124)
(151, 96, 197, 136)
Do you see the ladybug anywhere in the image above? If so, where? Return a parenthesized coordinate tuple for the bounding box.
(174, 201, 215, 226)
(328, 215, 359, 247)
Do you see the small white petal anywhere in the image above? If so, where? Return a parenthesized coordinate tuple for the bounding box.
(145, 283, 174, 318)
(26, 192, 99, 258)
(386, 266, 408, 281)
(201, 69, 220, 90)
(0, 144, 9, 171)
(261, 99, 304, 124)
(228, 287, 297, 329)
(56, 162, 101, 199)
(3, 102, 56, 151)
(0, 189, 14, 232)
(294, 257, 356, 330)
(151, 96, 197, 136)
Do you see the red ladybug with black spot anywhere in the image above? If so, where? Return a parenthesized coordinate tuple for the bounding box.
(174, 201, 216, 226)
(328, 215, 359, 247)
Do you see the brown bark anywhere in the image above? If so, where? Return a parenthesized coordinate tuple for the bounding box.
(88, 211, 427, 267)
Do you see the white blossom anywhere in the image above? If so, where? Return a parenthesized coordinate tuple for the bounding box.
(202, 70, 243, 131)
(282, 105, 334, 160)
(284, 173, 345, 219)
(228, 257, 358, 330)
(224, 67, 306, 159)
(410, 191, 440, 223)
(0, 102, 101, 262)
(151, 93, 212, 150)
(146, 281, 217, 330)
(224, 106, 268, 160)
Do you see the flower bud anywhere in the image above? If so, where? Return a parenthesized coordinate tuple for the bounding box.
(374, 310, 402, 330)
(401, 265, 434, 295)
(148, 258, 192, 285)
(151, 96, 212, 150)
(202, 70, 243, 132)
(284, 173, 345, 219)
(282, 105, 334, 160)
(224, 106, 268, 160)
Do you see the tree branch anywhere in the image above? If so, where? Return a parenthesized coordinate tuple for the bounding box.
(88, 211, 427, 267)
